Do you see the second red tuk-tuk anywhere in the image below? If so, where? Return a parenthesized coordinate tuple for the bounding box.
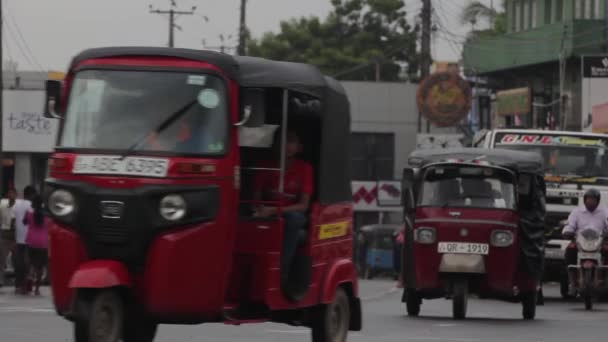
(43, 47, 361, 342)
(400, 148, 546, 320)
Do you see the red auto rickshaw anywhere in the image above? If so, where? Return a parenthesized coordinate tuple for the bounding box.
(43, 47, 361, 342)
(400, 148, 546, 320)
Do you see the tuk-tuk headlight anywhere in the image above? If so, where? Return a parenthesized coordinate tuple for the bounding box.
(491, 230, 514, 247)
(159, 194, 187, 221)
(415, 227, 436, 244)
(48, 189, 76, 217)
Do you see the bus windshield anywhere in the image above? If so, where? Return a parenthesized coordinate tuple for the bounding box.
(493, 133, 608, 178)
(418, 165, 516, 210)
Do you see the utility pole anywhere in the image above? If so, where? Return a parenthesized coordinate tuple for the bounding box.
(238, 0, 248, 55)
(203, 34, 236, 54)
(149, 2, 196, 48)
(420, 0, 432, 133)
(0, 0, 4, 195)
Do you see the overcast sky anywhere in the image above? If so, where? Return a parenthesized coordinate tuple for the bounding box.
(4, 0, 495, 72)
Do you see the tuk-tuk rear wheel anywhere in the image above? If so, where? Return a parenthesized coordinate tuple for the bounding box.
(405, 290, 421, 317)
(452, 280, 468, 320)
(311, 287, 350, 342)
(74, 290, 124, 342)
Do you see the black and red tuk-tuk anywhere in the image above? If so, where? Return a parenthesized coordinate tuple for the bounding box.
(43, 47, 361, 342)
(400, 148, 546, 320)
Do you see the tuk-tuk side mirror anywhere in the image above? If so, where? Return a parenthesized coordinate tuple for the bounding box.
(236, 88, 266, 128)
(402, 168, 417, 212)
(44, 80, 63, 119)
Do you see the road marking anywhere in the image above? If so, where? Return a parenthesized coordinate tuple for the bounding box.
(406, 337, 479, 342)
(362, 286, 400, 301)
(435, 324, 458, 327)
(0, 306, 54, 313)
(265, 329, 308, 335)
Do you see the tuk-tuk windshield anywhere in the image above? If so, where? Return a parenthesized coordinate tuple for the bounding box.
(418, 165, 516, 210)
(60, 69, 228, 155)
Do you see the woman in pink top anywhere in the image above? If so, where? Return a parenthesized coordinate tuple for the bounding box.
(24, 195, 49, 295)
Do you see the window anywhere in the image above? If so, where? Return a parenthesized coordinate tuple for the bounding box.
(351, 133, 395, 181)
(515, 1, 521, 31)
(585, 0, 593, 18)
(575, 0, 583, 19)
(531, 0, 538, 28)
(555, 0, 564, 21)
(545, 0, 552, 24)
(523, 0, 530, 30)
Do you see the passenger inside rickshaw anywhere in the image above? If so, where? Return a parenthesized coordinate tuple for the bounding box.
(237, 88, 322, 288)
(460, 178, 496, 207)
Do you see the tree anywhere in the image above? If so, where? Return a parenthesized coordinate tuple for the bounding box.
(460, 1, 506, 38)
(248, 0, 419, 81)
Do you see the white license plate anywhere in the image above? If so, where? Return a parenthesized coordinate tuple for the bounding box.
(438, 242, 489, 255)
(73, 155, 169, 178)
(545, 248, 564, 260)
(579, 252, 601, 259)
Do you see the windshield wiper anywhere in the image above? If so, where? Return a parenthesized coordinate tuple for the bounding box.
(121, 99, 198, 159)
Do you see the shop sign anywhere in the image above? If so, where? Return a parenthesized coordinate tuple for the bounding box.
(2, 90, 59, 153)
(497, 134, 607, 148)
(583, 56, 608, 78)
(496, 87, 531, 117)
(416, 72, 472, 127)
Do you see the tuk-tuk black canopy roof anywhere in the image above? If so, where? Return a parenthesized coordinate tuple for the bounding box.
(408, 148, 544, 174)
(68, 47, 343, 98)
(68, 47, 352, 205)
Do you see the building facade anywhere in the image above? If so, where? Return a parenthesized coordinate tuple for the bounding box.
(1, 71, 63, 195)
(463, 0, 607, 130)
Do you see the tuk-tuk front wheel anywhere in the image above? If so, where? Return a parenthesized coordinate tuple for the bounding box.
(312, 287, 350, 342)
(521, 291, 537, 320)
(74, 290, 124, 342)
(583, 269, 594, 310)
(452, 280, 468, 320)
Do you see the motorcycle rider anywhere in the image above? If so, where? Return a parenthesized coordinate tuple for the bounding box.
(562, 188, 608, 296)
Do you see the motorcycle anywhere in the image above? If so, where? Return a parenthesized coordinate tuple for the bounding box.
(567, 227, 608, 310)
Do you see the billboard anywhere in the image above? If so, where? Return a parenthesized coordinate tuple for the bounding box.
(2, 90, 59, 152)
(416, 72, 472, 127)
(496, 87, 531, 117)
(581, 56, 608, 132)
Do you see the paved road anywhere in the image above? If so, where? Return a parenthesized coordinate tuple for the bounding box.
(0, 281, 605, 342)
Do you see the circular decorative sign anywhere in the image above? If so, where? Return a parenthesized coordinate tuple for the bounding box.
(416, 72, 472, 127)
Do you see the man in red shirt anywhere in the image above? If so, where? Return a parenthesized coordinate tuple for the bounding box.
(253, 130, 314, 280)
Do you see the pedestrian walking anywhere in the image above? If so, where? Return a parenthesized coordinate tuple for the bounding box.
(12, 187, 33, 294)
(0, 189, 17, 289)
(24, 195, 49, 296)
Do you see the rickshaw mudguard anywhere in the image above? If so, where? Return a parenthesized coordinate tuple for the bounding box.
(319, 258, 359, 304)
(68, 260, 133, 289)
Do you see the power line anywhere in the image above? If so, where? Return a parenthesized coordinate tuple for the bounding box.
(2, 5, 45, 71)
(3, 18, 42, 71)
(149, 1, 197, 48)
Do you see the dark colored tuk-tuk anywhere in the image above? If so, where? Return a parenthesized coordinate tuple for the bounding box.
(357, 224, 401, 279)
(43, 47, 361, 342)
(401, 148, 546, 320)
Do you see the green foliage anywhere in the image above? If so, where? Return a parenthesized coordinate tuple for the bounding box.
(248, 0, 420, 81)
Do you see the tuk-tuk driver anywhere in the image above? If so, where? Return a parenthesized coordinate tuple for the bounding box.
(562, 188, 608, 296)
(253, 130, 314, 280)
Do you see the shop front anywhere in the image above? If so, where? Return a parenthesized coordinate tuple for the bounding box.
(2, 89, 59, 195)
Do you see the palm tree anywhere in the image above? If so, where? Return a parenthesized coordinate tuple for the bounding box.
(460, 1, 506, 34)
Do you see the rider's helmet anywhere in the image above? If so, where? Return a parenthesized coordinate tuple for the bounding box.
(584, 188, 601, 202)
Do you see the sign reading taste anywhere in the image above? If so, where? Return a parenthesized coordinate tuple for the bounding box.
(2, 90, 59, 152)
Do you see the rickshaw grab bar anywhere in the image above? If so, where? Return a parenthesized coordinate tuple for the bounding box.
(415, 218, 517, 228)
